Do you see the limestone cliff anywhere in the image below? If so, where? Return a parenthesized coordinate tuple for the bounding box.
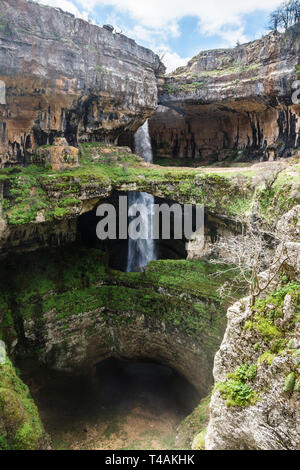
(0, 0, 164, 167)
(206, 206, 300, 450)
(150, 27, 300, 162)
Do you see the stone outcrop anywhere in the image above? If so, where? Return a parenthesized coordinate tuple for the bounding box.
(149, 27, 300, 163)
(0, 0, 164, 167)
(205, 206, 300, 450)
(35, 138, 79, 170)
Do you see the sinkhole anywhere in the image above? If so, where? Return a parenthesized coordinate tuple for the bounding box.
(20, 358, 200, 450)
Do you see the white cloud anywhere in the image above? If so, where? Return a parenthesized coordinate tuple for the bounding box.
(144, 44, 190, 73)
(161, 51, 190, 73)
(36, 0, 90, 20)
(79, 0, 282, 34)
(218, 26, 249, 47)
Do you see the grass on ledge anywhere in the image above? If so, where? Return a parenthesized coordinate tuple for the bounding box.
(0, 143, 299, 226)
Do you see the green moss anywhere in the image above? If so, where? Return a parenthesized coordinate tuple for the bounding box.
(270, 338, 287, 354)
(259, 176, 299, 223)
(248, 282, 300, 343)
(283, 372, 296, 392)
(215, 362, 258, 407)
(255, 317, 283, 342)
(0, 357, 48, 450)
(0, 245, 239, 353)
(216, 380, 258, 408)
(192, 430, 206, 450)
(258, 351, 275, 365)
(235, 363, 257, 382)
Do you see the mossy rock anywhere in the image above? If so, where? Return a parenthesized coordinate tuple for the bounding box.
(0, 357, 50, 450)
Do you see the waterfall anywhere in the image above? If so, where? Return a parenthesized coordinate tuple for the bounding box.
(126, 120, 156, 272)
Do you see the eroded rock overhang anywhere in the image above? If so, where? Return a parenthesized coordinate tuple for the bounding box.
(149, 27, 300, 162)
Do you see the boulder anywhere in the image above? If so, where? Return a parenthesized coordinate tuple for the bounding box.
(36, 145, 79, 171)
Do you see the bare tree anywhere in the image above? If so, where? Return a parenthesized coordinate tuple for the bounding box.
(251, 162, 286, 191)
(210, 217, 290, 306)
(269, 0, 300, 31)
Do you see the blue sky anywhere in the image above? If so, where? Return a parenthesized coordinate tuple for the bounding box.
(36, 0, 283, 71)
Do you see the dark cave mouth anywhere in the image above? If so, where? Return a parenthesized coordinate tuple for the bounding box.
(94, 358, 200, 415)
(21, 357, 200, 450)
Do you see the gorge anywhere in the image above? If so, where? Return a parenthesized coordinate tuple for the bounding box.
(0, 0, 299, 452)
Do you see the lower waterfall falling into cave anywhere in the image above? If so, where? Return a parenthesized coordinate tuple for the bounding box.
(126, 120, 157, 272)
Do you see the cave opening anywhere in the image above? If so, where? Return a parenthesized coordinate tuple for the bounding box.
(20, 357, 200, 450)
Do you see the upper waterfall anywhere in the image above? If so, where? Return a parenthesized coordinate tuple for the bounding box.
(126, 120, 157, 272)
(134, 120, 153, 163)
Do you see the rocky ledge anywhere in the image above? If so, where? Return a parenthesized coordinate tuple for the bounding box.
(0, 143, 299, 255)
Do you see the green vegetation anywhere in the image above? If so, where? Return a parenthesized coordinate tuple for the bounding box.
(215, 362, 258, 407)
(169, 62, 260, 82)
(258, 351, 275, 365)
(244, 281, 300, 344)
(0, 246, 240, 349)
(0, 356, 47, 450)
(283, 372, 296, 392)
(0, 143, 298, 227)
(259, 169, 300, 223)
(214, 280, 300, 408)
(163, 81, 206, 94)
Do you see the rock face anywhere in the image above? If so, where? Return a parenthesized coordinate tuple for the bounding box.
(0, 0, 164, 167)
(206, 206, 300, 450)
(149, 28, 300, 162)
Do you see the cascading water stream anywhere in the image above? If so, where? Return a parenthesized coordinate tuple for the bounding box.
(126, 120, 156, 272)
